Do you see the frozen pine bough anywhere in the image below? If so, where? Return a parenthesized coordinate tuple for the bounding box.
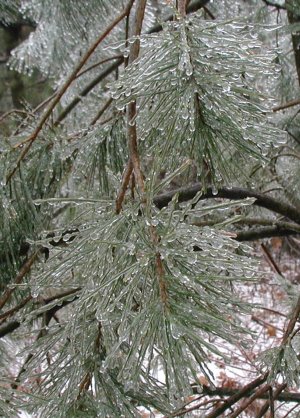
(0, 0, 300, 417)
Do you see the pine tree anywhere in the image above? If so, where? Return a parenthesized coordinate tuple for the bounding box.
(1, 0, 300, 416)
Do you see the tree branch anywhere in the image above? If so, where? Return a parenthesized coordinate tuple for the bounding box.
(229, 384, 271, 418)
(256, 384, 287, 418)
(287, 0, 300, 86)
(273, 97, 300, 112)
(261, 0, 286, 10)
(281, 295, 300, 345)
(204, 374, 269, 418)
(235, 226, 300, 241)
(0, 288, 80, 338)
(126, 0, 147, 194)
(153, 184, 300, 225)
(200, 383, 300, 403)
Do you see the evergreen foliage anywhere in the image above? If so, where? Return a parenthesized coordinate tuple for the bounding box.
(1, 0, 300, 416)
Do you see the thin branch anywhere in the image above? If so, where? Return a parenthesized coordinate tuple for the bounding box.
(127, 0, 147, 194)
(0, 321, 20, 338)
(90, 97, 113, 125)
(203, 5, 216, 19)
(194, 218, 300, 241)
(281, 295, 300, 345)
(0, 295, 32, 322)
(6, 0, 135, 183)
(0, 109, 28, 124)
(261, 242, 284, 276)
(77, 323, 104, 398)
(273, 98, 300, 112)
(116, 161, 133, 214)
(256, 384, 287, 418)
(235, 226, 300, 241)
(251, 314, 282, 333)
(149, 0, 210, 33)
(75, 55, 123, 79)
(0, 288, 81, 339)
(153, 184, 300, 225)
(55, 58, 123, 125)
(0, 252, 39, 311)
(178, 0, 188, 16)
(204, 373, 269, 418)
(287, 1, 300, 86)
(196, 383, 300, 403)
(228, 384, 271, 418)
(282, 403, 300, 418)
(168, 398, 220, 417)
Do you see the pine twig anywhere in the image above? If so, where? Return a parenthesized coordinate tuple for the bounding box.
(154, 184, 300, 225)
(281, 295, 300, 346)
(127, 0, 147, 194)
(116, 160, 133, 214)
(204, 373, 269, 418)
(256, 384, 287, 418)
(199, 384, 300, 404)
(0, 288, 81, 338)
(0, 295, 32, 322)
(75, 55, 123, 79)
(228, 384, 271, 418)
(273, 98, 300, 112)
(0, 251, 39, 311)
(178, 0, 188, 16)
(261, 242, 284, 277)
(90, 97, 113, 125)
(6, 0, 135, 183)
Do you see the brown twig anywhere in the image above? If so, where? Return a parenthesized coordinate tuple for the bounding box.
(0, 295, 32, 322)
(116, 160, 134, 214)
(273, 98, 300, 112)
(77, 323, 104, 398)
(203, 5, 216, 19)
(256, 384, 287, 418)
(281, 295, 300, 346)
(282, 403, 300, 418)
(154, 184, 300, 226)
(0, 109, 28, 124)
(55, 58, 124, 125)
(260, 242, 284, 277)
(168, 397, 220, 417)
(6, 0, 135, 184)
(127, 0, 147, 194)
(228, 384, 271, 418)
(178, 0, 188, 16)
(204, 373, 268, 418)
(0, 252, 39, 311)
(196, 384, 300, 403)
(75, 55, 123, 79)
(0, 288, 81, 339)
(251, 314, 282, 333)
(90, 97, 114, 126)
